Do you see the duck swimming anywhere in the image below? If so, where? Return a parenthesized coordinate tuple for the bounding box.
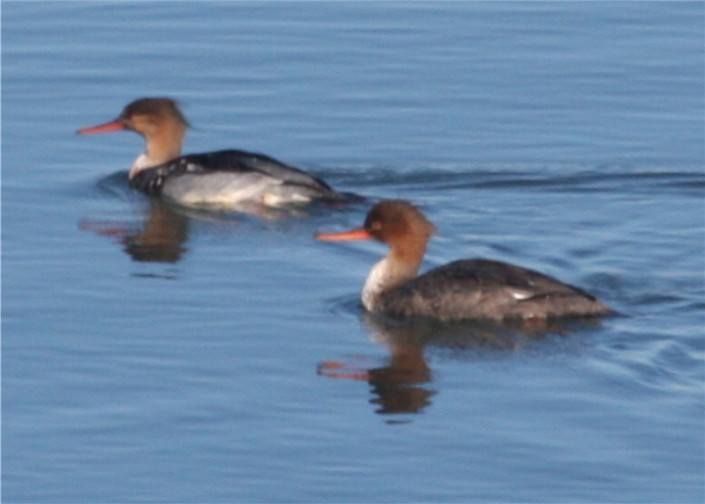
(316, 200, 614, 322)
(77, 97, 354, 208)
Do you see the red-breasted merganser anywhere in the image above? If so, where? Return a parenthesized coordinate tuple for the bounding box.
(77, 97, 354, 207)
(316, 200, 614, 321)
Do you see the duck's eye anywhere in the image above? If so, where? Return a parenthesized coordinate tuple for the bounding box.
(369, 220, 383, 231)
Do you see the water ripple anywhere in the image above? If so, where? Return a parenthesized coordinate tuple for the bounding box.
(322, 164, 705, 198)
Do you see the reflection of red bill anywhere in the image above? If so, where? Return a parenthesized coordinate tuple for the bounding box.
(76, 119, 127, 135)
(315, 228, 372, 242)
(79, 219, 130, 240)
(317, 360, 371, 381)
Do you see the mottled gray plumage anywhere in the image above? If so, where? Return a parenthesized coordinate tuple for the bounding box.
(317, 200, 614, 322)
(375, 258, 613, 321)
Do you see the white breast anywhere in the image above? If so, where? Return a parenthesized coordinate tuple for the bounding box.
(128, 153, 152, 179)
(362, 257, 409, 312)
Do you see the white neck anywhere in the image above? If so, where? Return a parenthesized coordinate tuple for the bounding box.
(362, 256, 419, 312)
(128, 122, 185, 179)
(128, 153, 157, 179)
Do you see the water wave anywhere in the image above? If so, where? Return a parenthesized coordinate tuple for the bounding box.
(320, 163, 705, 198)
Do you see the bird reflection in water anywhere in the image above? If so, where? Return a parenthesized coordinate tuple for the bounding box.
(79, 196, 316, 263)
(320, 317, 435, 415)
(80, 198, 190, 263)
(319, 313, 603, 417)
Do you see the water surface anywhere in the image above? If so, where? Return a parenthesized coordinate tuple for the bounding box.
(3, 2, 704, 503)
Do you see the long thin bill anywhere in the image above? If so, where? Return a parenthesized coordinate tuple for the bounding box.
(315, 227, 372, 241)
(76, 119, 126, 135)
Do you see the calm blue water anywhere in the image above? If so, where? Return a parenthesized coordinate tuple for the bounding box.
(3, 2, 704, 503)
